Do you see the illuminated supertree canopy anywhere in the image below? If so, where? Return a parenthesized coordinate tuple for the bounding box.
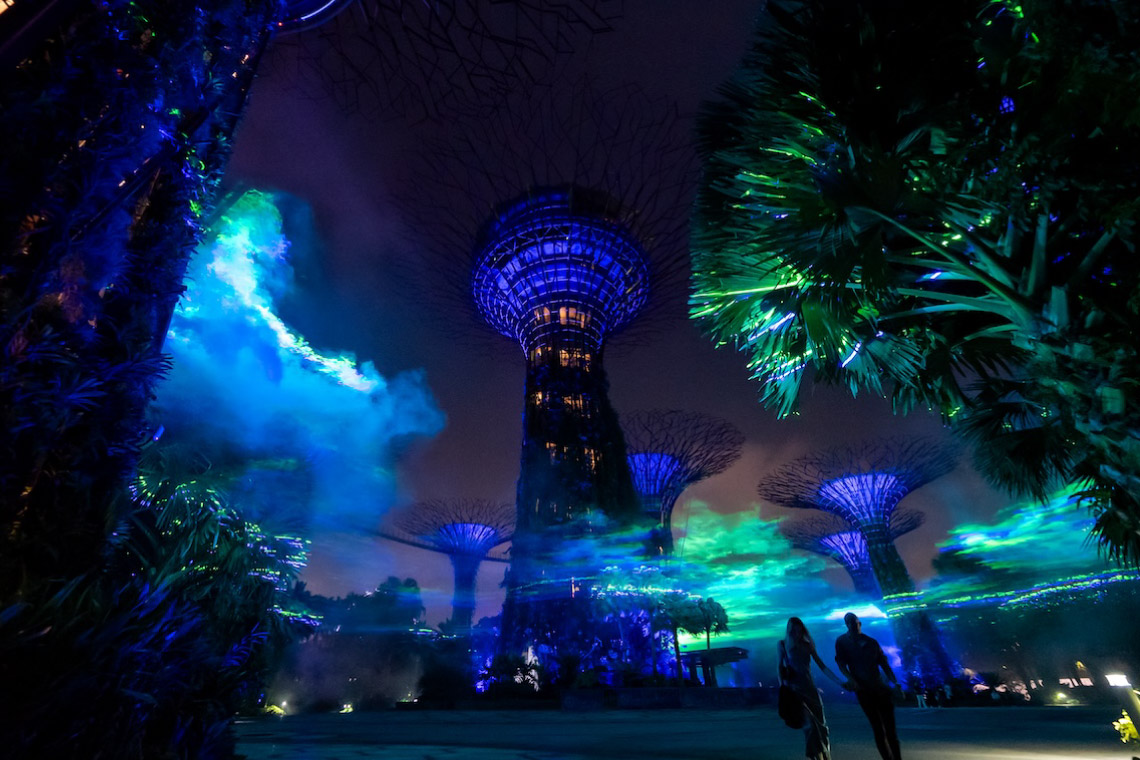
(758, 437, 956, 595)
(622, 410, 745, 554)
(382, 499, 514, 633)
(473, 187, 650, 361)
(781, 509, 926, 597)
(403, 81, 691, 662)
(759, 438, 959, 683)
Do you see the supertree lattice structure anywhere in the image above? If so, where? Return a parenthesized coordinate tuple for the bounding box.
(404, 80, 692, 663)
(266, 0, 622, 121)
(622, 410, 744, 555)
(381, 499, 514, 634)
(780, 509, 926, 597)
(758, 437, 959, 684)
(757, 437, 957, 595)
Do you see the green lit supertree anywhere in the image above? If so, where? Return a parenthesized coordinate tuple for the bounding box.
(690, 0, 1140, 563)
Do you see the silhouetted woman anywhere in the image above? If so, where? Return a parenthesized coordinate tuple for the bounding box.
(779, 616, 846, 760)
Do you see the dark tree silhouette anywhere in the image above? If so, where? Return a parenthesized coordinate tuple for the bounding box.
(267, 0, 622, 120)
(622, 409, 745, 554)
(382, 499, 513, 634)
(781, 509, 926, 597)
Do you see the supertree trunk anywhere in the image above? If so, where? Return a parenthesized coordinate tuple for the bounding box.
(861, 523, 916, 597)
(849, 566, 881, 597)
(0, 0, 278, 594)
(516, 347, 638, 532)
(449, 554, 481, 634)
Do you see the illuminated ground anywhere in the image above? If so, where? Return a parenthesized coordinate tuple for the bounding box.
(235, 704, 1132, 759)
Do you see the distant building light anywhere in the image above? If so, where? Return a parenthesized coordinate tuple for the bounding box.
(1107, 674, 1131, 687)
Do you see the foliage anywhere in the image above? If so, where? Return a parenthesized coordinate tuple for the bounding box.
(1, 450, 309, 759)
(481, 653, 544, 698)
(0, 0, 278, 587)
(270, 579, 431, 711)
(692, 0, 1140, 561)
(332, 577, 426, 632)
(671, 596, 729, 650)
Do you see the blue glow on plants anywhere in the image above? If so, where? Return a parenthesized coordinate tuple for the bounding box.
(839, 341, 863, 368)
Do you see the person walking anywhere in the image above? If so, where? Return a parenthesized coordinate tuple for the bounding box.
(779, 617, 847, 760)
(835, 612, 902, 760)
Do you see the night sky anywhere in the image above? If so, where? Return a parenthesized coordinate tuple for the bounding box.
(220, 1, 1011, 630)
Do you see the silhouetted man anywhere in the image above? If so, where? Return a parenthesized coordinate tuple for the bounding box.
(835, 612, 902, 760)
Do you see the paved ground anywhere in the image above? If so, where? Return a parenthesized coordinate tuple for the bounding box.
(235, 703, 1137, 760)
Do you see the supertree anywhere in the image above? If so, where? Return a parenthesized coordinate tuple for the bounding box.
(780, 509, 926, 597)
(266, 0, 621, 120)
(0, 0, 291, 594)
(622, 410, 745, 555)
(403, 80, 692, 665)
(690, 0, 1140, 565)
(381, 499, 514, 635)
(758, 437, 956, 595)
(758, 437, 959, 684)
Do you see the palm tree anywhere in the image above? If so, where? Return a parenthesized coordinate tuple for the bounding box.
(691, 0, 1140, 562)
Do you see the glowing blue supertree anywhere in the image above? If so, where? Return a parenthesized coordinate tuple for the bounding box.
(758, 438, 956, 595)
(781, 510, 927, 597)
(758, 438, 960, 684)
(382, 499, 514, 635)
(405, 80, 691, 665)
(622, 410, 744, 555)
(474, 187, 651, 657)
(473, 187, 649, 532)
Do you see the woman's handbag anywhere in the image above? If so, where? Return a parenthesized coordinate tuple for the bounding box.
(776, 640, 805, 729)
(778, 684, 805, 729)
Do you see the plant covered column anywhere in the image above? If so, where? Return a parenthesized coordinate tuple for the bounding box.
(0, 0, 279, 593)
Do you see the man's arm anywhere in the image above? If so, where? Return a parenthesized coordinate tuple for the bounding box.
(834, 638, 856, 688)
(834, 639, 849, 676)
